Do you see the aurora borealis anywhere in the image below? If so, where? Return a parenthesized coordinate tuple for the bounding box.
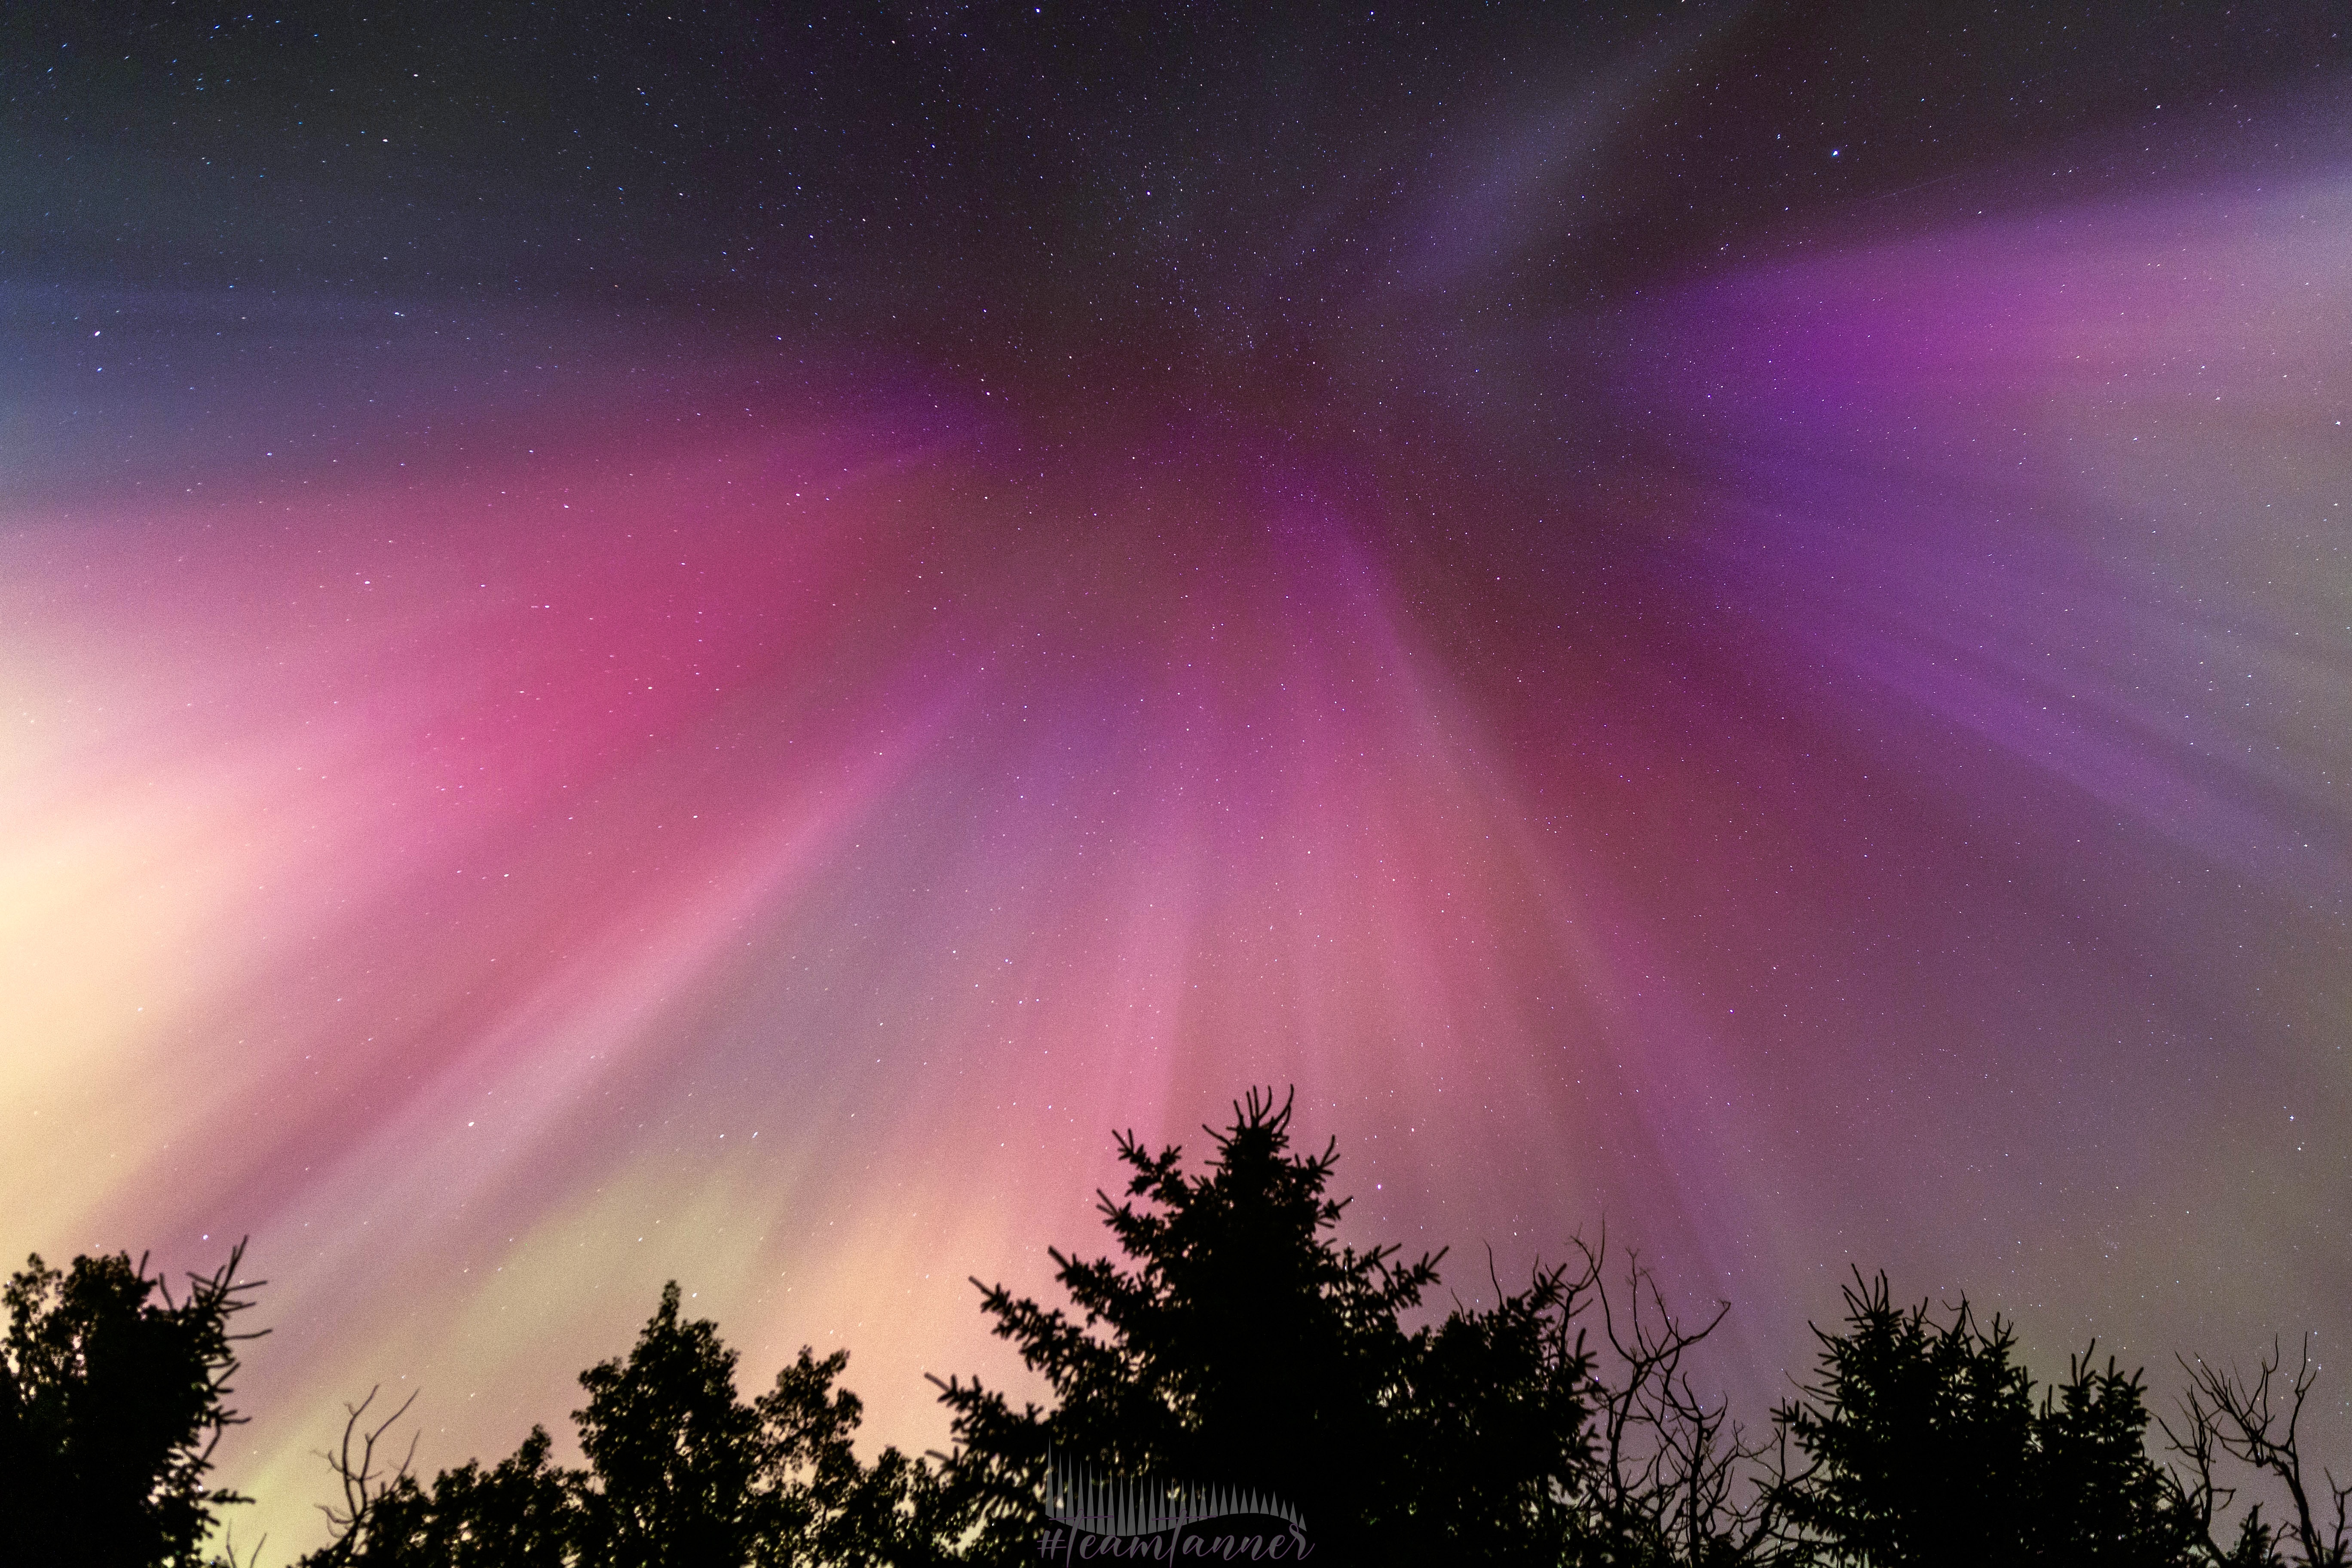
(5, 3, 2349, 1552)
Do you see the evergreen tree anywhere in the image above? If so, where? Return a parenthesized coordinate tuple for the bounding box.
(1773, 1271, 2196, 1567)
(0, 1243, 263, 1568)
(931, 1087, 1599, 1563)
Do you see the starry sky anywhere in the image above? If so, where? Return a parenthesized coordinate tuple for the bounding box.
(5, 1, 2349, 1551)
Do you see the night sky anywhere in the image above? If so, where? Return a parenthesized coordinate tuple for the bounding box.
(6, 2, 2349, 1552)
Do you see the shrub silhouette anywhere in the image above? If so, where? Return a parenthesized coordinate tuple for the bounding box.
(1, 1242, 264, 1568)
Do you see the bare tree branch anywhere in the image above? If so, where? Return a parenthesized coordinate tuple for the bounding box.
(1563, 1231, 1797, 1565)
(2165, 1337, 2349, 1567)
(309, 1383, 422, 1562)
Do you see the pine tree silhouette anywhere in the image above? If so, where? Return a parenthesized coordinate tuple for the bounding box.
(1772, 1271, 2200, 1566)
(1, 1242, 264, 1568)
(930, 1087, 1599, 1563)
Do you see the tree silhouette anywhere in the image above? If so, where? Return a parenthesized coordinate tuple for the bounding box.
(302, 1386, 581, 1568)
(930, 1087, 1608, 1563)
(572, 1281, 770, 1564)
(1564, 1234, 1797, 1566)
(1, 1241, 264, 1568)
(760, 1344, 956, 1566)
(304, 1283, 943, 1567)
(2162, 1335, 2351, 1568)
(200, 1085, 2344, 1566)
(1771, 1271, 2198, 1566)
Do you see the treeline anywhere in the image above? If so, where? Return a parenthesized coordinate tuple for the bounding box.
(5, 1090, 2345, 1565)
